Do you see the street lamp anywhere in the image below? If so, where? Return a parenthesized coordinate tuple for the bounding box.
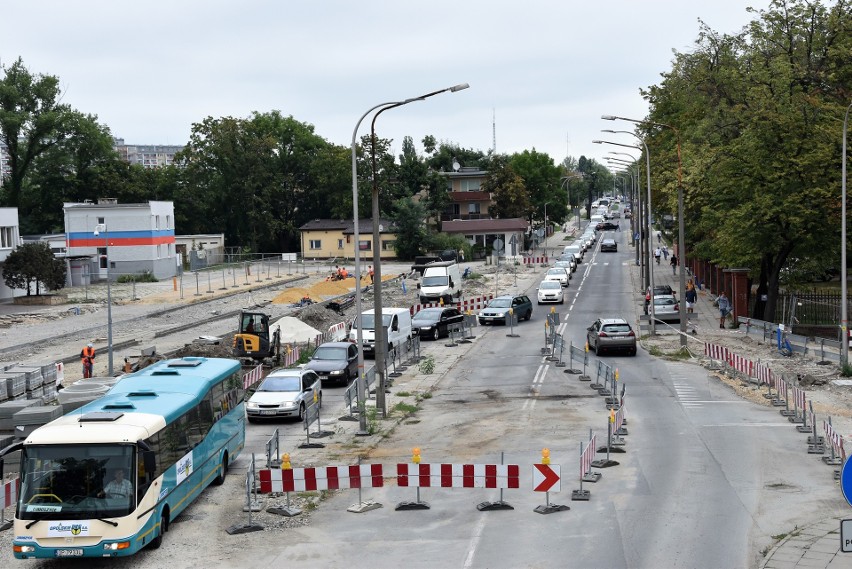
(543, 201, 550, 257)
(593, 137, 656, 335)
(603, 115, 687, 347)
(561, 174, 584, 229)
(842, 102, 852, 366)
(367, 83, 469, 417)
(605, 156, 641, 268)
(93, 223, 114, 376)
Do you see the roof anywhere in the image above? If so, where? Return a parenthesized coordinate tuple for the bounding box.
(441, 218, 528, 233)
(298, 218, 396, 234)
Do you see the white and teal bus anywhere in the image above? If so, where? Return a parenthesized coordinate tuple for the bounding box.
(0, 357, 245, 559)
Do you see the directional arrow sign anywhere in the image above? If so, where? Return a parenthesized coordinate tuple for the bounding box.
(532, 464, 561, 493)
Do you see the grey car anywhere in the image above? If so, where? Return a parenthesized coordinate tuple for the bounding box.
(587, 318, 637, 356)
(304, 341, 359, 385)
(650, 294, 680, 323)
(478, 294, 533, 325)
(245, 368, 322, 422)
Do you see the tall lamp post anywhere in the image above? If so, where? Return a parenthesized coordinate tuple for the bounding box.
(561, 174, 583, 230)
(603, 115, 686, 347)
(842, 102, 852, 366)
(606, 153, 640, 266)
(593, 137, 656, 335)
(93, 223, 114, 376)
(543, 201, 550, 257)
(368, 83, 469, 417)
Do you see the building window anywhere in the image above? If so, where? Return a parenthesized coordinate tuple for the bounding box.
(381, 240, 395, 251)
(309, 239, 322, 250)
(157, 244, 162, 258)
(338, 239, 344, 249)
(461, 179, 481, 192)
(358, 240, 371, 251)
(97, 217, 105, 225)
(98, 247, 107, 269)
(166, 215, 171, 229)
(468, 203, 481, 214)
(0, 226, 13, 248)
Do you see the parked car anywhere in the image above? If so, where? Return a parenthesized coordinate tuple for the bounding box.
(563, 244, 583, 265)
(537, 280, 565, 304)
(650, 294, 680, 323)
(303, 341, 359, 385)
(412, 306, 464, 341)
(544, 267, 570, 287)
(644, 284, 675, 313)
(600, 238, 618, 252)
(596, 221, 620, 231)
(478, 294, 533, 325)
(556, 254, 577, 271)
(586, 318, 637, 356)
(553, 259, 575, 274)
(245, 368, 322, 422)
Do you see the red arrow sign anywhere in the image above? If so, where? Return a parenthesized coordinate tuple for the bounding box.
(532, 464, 561, 493)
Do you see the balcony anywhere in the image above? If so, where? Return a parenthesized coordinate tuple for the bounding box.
(449, 191, 491, 203)
(439, 213, 490, 222)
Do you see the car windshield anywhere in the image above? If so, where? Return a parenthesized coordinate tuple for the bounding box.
(312, 346, 347, 360)
(547, 269, 565, 276)
(488, 298, 512, 308)
(422, 276, 448, 287)
(413, 309, 442, 322)
(655, 297, 676, 306)
(354, 314, 393, 330)
(540, 281, 561, 289)
(258, 375, 300, 392)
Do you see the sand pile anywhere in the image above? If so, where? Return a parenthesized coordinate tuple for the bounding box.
(271, 287, 313, 304)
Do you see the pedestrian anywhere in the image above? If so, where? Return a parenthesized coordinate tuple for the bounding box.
(80, 342, 96, 378)
(685, 281, 697, 314)
(662, 246, 669, 260)
(670, 254, 678, 275)
(654, 247, 661, 265)
(368, 265, 374, 284)
(657, 232, 662, 243)
(459, 249, 465, 263)
(717, 291, 731, 329)
(123, 357, 132, 374)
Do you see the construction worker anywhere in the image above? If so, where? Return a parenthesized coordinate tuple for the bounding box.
(81, 343, 96, 378)
(368, 265, 374, 283)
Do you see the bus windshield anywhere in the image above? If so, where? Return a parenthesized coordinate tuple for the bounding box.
(18, 444, 136, 521)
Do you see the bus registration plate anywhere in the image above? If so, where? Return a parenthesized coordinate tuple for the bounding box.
(56, 549, 84, 557)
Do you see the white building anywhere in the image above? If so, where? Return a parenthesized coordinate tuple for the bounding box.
(63, 199, 177, 284)
(0, 208, 22, 300)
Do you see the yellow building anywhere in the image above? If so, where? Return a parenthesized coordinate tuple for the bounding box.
(298, 218, 399, 261)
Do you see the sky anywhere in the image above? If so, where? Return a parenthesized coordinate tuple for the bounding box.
(1, 0, 773, 169)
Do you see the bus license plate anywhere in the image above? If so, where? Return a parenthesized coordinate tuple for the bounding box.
(56, 549, 84, 557)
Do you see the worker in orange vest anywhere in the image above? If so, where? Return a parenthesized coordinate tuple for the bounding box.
(80, 343, 96, 378)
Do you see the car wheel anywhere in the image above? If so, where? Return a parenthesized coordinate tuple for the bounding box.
(629, 347, 637, 356)
(247, 417, 257, 424)
(588, 337, 596, 352)
(318, 393, 323, 409)
(560, 297, 564, 304)
(432, 328, 440, 341)
(525, 310, 532, 321)
(298, 404, 306, 422)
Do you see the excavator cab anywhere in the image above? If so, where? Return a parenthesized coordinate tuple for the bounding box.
(233, 311, 280, 362)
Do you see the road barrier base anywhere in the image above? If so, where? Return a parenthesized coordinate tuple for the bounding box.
(779, 410, 795, 417)
(788, 416, 804, 424)
(606, 402, 620, 411)
(347, 501, 382, 514)
(268, 505, 302, 517)
(771, 399, 786, 407)
(822, 456, 843, 466)
(808, 435, 825, 445)
(507, 333, 520, 338)
(226, 523, 264, 535)
(0, 520, 12, 531)
(299, 442, 325, 449)
(338, 414, 359, 422)
(243, 499, 263, 512)
(477, 500, 514, 511)
(589, 382, 603, 390)
(590, 459, 619, 468)
(807, 444, 825, 455)
(396, 500, 430, 511)
(611, 436, 626, 447)
(597, 445, 626, 454)
(565, 368, 582, 374)
(534, 503, 570, 514)
(582, 472, 602, 483)
(571, 490, 590, 501)
(555, 362, 566, 368)
(578, 374, 591, 382)
(836, 469, 842, 481)
(616, 427, 628, 436)
(797, 425, 812, 433)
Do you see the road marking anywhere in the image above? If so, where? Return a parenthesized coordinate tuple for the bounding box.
(462, 515, 487, 569)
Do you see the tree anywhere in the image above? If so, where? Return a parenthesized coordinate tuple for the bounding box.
(392, 198, 429, 260)
(510, 149, 565, 226)
(482, 155, 530, 219)
(2, 242, 66, 295)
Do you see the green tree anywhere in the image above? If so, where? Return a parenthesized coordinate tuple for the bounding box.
(392, 197, 429, 260)
(510, 149, 566, 226)
(482, 155, 530, 219)
(2, 242, 66, 295)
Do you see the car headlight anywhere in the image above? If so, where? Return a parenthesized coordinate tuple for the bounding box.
(246, 401, 258, 409)
(330, 370, 344, 375)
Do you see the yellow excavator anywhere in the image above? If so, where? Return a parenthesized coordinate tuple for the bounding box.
(233, 311, 281, 363)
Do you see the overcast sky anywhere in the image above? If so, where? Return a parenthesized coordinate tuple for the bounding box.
(1, 1, 771, 168)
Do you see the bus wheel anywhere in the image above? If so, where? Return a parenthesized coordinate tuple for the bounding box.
(150, 511, 168, 549)
(213, 452, 228, 486)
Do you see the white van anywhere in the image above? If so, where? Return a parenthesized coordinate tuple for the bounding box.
(418, 261, 462, 304)
(348, 307, 413, 358)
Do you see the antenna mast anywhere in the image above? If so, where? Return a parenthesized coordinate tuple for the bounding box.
(492, 108, 496, 154)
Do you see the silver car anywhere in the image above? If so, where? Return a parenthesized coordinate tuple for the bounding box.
(650, 294, 680, 323)
(245, 368, 322, 422)
(544, 267, 570, 287)
(587, 318, 637, 356)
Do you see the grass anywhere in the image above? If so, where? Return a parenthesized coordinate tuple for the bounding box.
(419, 355, 435, 374)
(395, 391, 412, 397)
(392, 402, 418, 415)
(842, 362, 852, 377)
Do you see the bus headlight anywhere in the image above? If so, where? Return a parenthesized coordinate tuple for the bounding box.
(104, 542, 131, 551)
(14, 545, 35, 553)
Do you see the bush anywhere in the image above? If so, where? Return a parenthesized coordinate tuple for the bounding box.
(117, 271, 158, 283)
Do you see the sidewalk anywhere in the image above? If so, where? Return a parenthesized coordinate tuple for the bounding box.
(630, 237, 852, 569)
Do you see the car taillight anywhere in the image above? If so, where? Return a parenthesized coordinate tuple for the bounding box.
(674, 304, 679, 310)
(627, 330, 635, 337)
(598, 332, 608, 337)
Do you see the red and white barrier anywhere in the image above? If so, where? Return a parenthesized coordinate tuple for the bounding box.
(581, 434, 597, 479)
(242, 363, 264, 390)
(327, 321, 347, 342)
(522, 257, 550, 265)
(727, 353, 754, 377)
(55, 362, 64, 383)
(396, 463, 520, 489)
(824, 421, 847, 461)
(258, 465, 384, 493)
(704, 343, 728, 362)
(792, 385, 806, 414)
(2, 477, 19, 510)
(409, 295, 495, 316)
(282, 344, 301, 367)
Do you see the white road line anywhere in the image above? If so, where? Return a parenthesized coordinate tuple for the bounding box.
(462, 515, 487, 569)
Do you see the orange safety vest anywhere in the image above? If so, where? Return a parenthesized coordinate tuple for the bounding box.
(81, 346, 95, 363)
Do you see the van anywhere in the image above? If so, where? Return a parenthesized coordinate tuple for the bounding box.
(348, 307, 413, 358)
(418, 261, 462, 304)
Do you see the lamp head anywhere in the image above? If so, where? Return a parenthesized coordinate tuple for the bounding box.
(601, 115, 617, 121)
(592, 140, 603, 144)
(450, 83, 470, 92)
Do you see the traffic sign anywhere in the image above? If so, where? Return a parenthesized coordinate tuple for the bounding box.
(841, 459, 852, 506)
(842, 519, 852, 552)
(532, 464, 561, 492)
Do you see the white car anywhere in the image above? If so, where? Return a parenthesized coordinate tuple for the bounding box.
(553, 259, 575, 275)
(537, 280, 565, 304)
(564, 244, 583, 265)
(544, 267, 570, 287)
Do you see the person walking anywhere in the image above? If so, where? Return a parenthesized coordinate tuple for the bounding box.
(459, 249, 465, 263)
(662, 245, 669, 260)
(654, 247, 662, 265)
(670, 254, 678, 275)
(368, 265, 374, 284)
(717, 291, 731, 329)
(80, 342, 96, 378)
(685, 280, 697, 315)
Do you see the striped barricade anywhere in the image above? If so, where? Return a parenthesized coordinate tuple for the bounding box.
(704, 343, 728, 368)
(522, 257, 549, 266)
(727, 353, 754, 379)
(259, 465, 384, 493)
(573, 433, 600, 501)
(823, 419, 846, 467)
(327, 321, 347, 341)
(2, 476, 18, 510)
(282, 344, 301, 367)
(242, 363, 264, 390)
(396, 463, 520, 489)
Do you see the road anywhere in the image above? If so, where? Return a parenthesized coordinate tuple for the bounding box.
(2, 231, 848, 568)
